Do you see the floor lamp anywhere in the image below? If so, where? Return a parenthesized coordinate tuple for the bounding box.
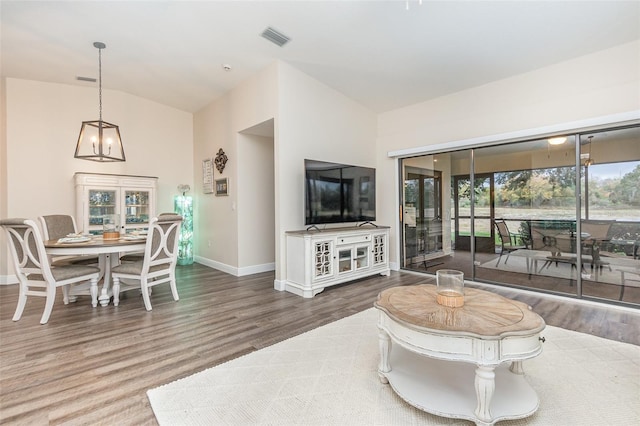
(175, 185, 194, 265)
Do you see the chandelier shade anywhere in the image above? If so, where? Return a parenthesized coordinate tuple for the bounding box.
(74, 42, 125, 162)
(75, 120, 125, 161)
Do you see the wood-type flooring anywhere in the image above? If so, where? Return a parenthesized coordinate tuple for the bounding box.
(1, 263, 638, 425)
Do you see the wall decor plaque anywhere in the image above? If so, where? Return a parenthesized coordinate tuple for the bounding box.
(214, 148, 228, 174)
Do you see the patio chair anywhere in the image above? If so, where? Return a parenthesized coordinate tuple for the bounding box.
(618, 265, 640, 301)
(494, 219, 528, 267)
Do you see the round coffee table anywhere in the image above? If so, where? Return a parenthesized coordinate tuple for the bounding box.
(375, 284, 546, 426)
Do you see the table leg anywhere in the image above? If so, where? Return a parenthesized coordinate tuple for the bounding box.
(90, 280, 99, 308)
(98, 253, 119, 307)
(509, 360, 524, 375)
(474, 365, 496, 425)
(378, 328, 391, 384)
(91, 254, 106, 307)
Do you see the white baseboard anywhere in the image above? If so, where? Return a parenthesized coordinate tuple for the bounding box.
(238, 262, 275, 276)
(193, 256, 275, 277)
(195, 256, 237, 276)
(0, 275, 18, 285)
(273, 279, 286, 291)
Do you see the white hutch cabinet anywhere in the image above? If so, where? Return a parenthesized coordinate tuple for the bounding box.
(74, 173, 158, 235)
(285, 226, 390, 298)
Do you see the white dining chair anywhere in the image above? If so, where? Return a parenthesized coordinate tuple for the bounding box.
(111, 214, 183, 310)
(38, 214, 99, 266)
(0, 218, 100, 324)
(119, 212, 177, 263)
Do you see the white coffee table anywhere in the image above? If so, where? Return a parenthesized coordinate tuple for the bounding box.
(375, 284, 546, 426)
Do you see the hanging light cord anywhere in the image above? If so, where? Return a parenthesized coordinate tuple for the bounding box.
(98, 45, 103, 122)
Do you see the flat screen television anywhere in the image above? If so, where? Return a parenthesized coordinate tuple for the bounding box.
(305, 159, 376, 225)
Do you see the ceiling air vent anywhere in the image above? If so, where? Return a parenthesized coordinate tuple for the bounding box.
(76, 76, 97, 82)
(261, 27, 290, 47)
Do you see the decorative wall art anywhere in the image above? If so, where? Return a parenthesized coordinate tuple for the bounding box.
(202, 158, 214, 194)
(215, 177, 229, 196)
(214, 148, 228, 174)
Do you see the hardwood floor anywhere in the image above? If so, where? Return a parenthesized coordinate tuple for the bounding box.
(1, 263, 638, 425)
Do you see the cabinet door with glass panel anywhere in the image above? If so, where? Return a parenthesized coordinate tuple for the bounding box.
(123, 189, 152, 232)
(337, 244, 371, 275)
(87, 188, 119, 234)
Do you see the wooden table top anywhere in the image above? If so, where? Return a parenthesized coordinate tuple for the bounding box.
(375, 284, 545, 337)
(44, 236, 146, 248)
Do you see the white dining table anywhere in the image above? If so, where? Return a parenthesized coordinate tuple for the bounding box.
(45, 236, 146, 307)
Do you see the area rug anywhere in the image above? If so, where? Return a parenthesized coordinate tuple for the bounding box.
(147, 308, 640, 425)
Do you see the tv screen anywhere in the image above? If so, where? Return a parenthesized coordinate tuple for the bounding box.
(305, 159, 376, 225)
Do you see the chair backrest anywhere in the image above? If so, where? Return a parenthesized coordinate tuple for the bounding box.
(494, 220, 511, 245)
(38, 215, 78, 241)
(530, 225, 562, 251)
(0, 218, 54, 282)
(581, 221, 611, 240)
(142, 215, 183, 273)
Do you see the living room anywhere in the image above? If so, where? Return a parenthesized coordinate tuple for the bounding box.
(2, 2, 639, 292)
(1, 1, 639, 424)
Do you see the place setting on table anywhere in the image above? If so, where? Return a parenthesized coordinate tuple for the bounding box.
(56, 233, 93, 244)
(46, 232, 147, 246)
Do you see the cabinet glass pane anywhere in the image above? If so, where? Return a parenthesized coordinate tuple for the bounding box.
(338, 248, 352, 273)
(355, 246, 369, 269)
(89, 190, 117, 225)
(125, 190, 150, 225)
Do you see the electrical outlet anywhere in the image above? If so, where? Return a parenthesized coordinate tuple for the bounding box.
(208, 240, 212, 247)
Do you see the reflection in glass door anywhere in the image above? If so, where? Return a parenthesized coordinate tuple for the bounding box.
(579, 128, 640, 303)
(401, 161, 443, 270)
(453, 174, 495, 253)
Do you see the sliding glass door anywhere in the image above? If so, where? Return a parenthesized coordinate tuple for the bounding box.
(579, 127, 640, 303)
(398, 124, 640, 307)
(401, 159, 444, 270)
(472, 138, 578, 297)
(453, 174, 494, 253)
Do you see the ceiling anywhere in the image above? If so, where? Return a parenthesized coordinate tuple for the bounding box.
(2, 1, 638, 114)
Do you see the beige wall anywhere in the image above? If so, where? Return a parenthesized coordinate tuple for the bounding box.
(274, 62, 378, 286)
(0, 79, 8, 283)
(192, 63, 278, 275)
(1, 78, 193, 280)
(192, 61, 377, 285)
(377, 41, 640, 267)
(238, 132, 275, 271)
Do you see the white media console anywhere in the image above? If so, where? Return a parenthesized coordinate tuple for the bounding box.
(285, 226, 390, 298)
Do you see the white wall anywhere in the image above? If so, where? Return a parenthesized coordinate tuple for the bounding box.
(192, 63, 278, 275)
(237, 132, 275, 272)
(193, 61, 378, 285)
(1, 78, 193, 279)
(0, 78, 8, 283)
(274, 62, 378, 285)
(377, 41, 640, 267)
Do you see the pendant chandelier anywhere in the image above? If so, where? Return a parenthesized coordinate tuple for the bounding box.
(74, 42, 125, 162)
